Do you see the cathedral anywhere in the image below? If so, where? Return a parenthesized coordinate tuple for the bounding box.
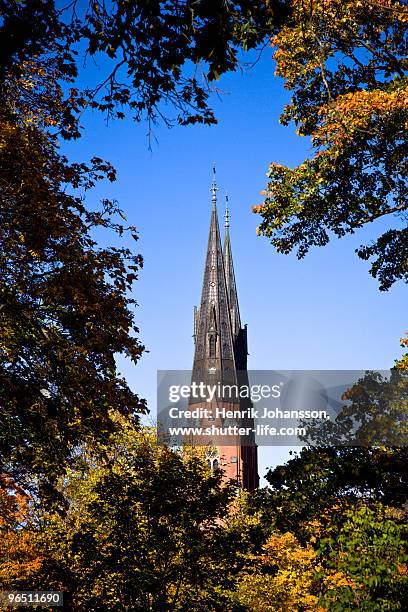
(189, 171, 259, 490)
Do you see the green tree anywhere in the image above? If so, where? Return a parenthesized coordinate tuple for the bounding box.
(0, 417, 265, 611)
(0, 108, 146, 492)
(233, 501, 407, 611)
(252, 453, 408, 610)
(258, 446, 408, 539)
(254, 0, 408, 289)
(318, 504, 408, 611)
(255, 364, 408, 609)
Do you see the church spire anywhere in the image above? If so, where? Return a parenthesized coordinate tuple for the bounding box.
(223, 194, 241, 339)
(191, 171, 237, 389)
(189, 173, 258, 491)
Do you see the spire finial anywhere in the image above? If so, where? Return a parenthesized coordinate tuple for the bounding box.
(211, 163, 218, 210)
(225, 192, 230, 231)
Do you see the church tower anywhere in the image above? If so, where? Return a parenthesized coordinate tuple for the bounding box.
(190, 170, 258, 490)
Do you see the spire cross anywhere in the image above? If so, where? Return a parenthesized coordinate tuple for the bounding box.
(211, 163, 218, 210)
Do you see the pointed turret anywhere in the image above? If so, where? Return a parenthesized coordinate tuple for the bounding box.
(223, 194, 242, 342)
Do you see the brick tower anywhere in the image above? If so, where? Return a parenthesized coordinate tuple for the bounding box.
(189, 170, 258, 490)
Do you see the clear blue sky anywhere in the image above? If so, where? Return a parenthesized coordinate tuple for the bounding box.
(62, 50, 406, 483)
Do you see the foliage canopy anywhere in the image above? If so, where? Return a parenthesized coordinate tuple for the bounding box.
(254, 0, 408, 289)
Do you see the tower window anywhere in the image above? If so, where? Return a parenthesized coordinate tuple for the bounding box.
(206, 458, 220, 472)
